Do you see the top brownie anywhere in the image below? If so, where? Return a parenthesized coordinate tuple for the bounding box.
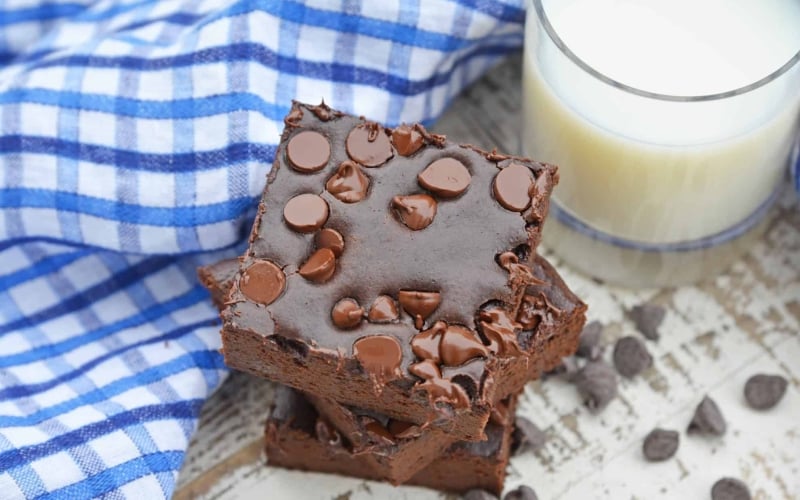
(221, 101, 565, 440)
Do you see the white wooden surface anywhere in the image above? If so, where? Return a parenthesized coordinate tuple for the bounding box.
(175, 55, 800, 500)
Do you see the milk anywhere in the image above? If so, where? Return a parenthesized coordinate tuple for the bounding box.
(522, 0, 800, 284)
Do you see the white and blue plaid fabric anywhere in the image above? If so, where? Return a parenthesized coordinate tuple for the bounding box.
(0, 1, 527, 498)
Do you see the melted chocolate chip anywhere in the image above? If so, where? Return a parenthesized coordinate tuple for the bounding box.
(612, 336, 653, 378)
(364, 420, 396, 444)
(391, 124, 424, 156)
(286, 130, 330, 173)
(331, 298, 364, 329)
(387, 419, 420, 439)
(352, 335, 402, 380)
(346, 123, 393, 167)
(298, 248, 336, 283)
(440, 324, 489, 366)
(441, 358, 486, 386)
(493, 163, 534, 212)
(239, 260, 285, 306)
(744, 374, 788, 410)
(409, 359, 441, 380)
(283, 194, 329, 233)
(391, 194, 437, 231)
(326, 160, 369, 203)
(711, 478, 751, 500)
(315, 228, 345, 257)
(516, 295, 543, 332)
(479, 306, 523, 356)
(417, 157, 471, 198)
(411, 321, 445, 362)
(688, 396, 726, 436)
(367, 295, 399, 323)
(398, 290, 441, 329)
(642, 428, 679, 462)
(284, 106, 303, 127)
(416, 377, 470, 408)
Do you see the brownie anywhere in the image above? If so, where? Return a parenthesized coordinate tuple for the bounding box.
(264, 386, 516, 495)
(197, 258, 239, 310)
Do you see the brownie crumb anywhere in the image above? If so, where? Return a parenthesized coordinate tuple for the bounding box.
(575, 360, 618, 413)
(504, 485, 538, 500)
(512, 417, 547, 455)
(688, 396, 726, 436)
(576, 321, 604, 360)
(642, 428, 679, 461)
(463, 489, 498, 500)
(613, 336, 653, 378)
(744, 374, 788, 410)
(711, 477, 751, 500)
(629, 303, 666, 340)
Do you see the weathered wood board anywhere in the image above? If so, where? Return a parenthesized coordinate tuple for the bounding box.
(175, 55, 800, 500)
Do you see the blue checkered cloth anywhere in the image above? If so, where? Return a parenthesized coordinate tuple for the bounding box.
(0, 1, 526, 498)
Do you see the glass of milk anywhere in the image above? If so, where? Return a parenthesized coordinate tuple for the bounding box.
(523, 0, 800, 287)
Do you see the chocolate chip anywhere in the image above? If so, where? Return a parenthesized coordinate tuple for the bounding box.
(346, 122, 393, 167)
(409, 359, 440, 380)
(391, 194, 437, 230)
(575, 360, 618, 413)
(688, 396, 726, 436)
(515, 295, 543, 332)
(286, 130, 330, 173)
(364, 420, 396, 444)
(239, 260, 285, 306)
(463, 489, 498, 500)
(283, 193, 329, 233)
(331, 298, 364, 329)
(642, 428, 679, 461)
(353, 335, 402, 380)
(744, 374, 788, 410)
(493, 163, 534, 212)
(576, 321, 604, 360)
(387, 419, 421, 439)
(512, 416, 546, 455)
(439, 324, 488, 366)
(613, 336, 653, 378)
(478, 306, 522, 356)
(398, 290, 441, 329)
(315, 228, 344, 257)
(629, 303, 666, 340)
(411, 321, 445, 362)
(418, 157, 471, 198)
(504, 485, 538, 500)
(417, 375, 470, 408)
(711, 478, 751, 500)
(284, 106, 303, 127)
(326, 160, 369, 203)
(367, 295, 399, 323)
(298, 248, 336, 283)
(391, 124, 424, 156)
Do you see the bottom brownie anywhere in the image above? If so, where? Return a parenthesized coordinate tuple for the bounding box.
(265, 386, 515, 495)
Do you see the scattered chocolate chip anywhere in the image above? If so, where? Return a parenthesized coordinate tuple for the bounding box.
(391, 124, 424, 156)
(418, 157, 471, 198)
(711, 478, 751, 500)
(353, 335, 402, 380)
(463, 489, 498, 500)
(409, 359, 441, 380)
(493, 163, 534, 212)
(367, 295, 399, 323)
(315, 228, 344, 257)
(411, 321, 445, 362)
(346, 122, 393, 167)
(504, 485, 538, 500)
(391, 193, 437, 230)
(326, 160, 370, 203)
(398, 290, 441, 329)
(512, 416, 546, 455)
(629, 303, 666, 340)
(239, 260, 285, 306)
(576, 321, 604, 360)
(642, 428, 679, 461)
(439, 324, 489, 366)
(575, 360, 618, 413)
(286, 130, 330, 173)
(688, 396, 726, 436)
(613, 336, 653, 378)
(744, 374, 788, 410)
(298, 248, 336, 283)
(283, 193, 329, 233)
(331, 298, 364, 329)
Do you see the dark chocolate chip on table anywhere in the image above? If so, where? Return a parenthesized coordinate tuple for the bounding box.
(331, 298, 364, 329)
(326, 160, 370, 203)
(629, 303, 666, 340)
(711, 477, 751, 500)
(283, 193, 329, 233)
(391, 193, 437, 230)
(576, 320, 604, 360)
(345, 122, 393, 167)
(688, 396, 726, 436)
(418, 157, 471, 198)
(391, 124, 424, 156)
(642, 428, 679, 461)
(744, 373, 788, 410)
(512, 416, 546, 455)
(493, 163, 534, 212)
(286, 130, 331, 173)
(613, 336, 653, 378)
(463, 489, 499, 500)
(239, 260, 285, 306)
(504, 485, 538, 500)
(575, 360, 618, 413)
(367, 295, 399, 323)
(315, 228, 344, 257)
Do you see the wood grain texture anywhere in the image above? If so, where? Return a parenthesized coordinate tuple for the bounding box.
(175, 54, 800, 500)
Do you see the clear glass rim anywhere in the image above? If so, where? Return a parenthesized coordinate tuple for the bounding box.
(530, 0, 800, 102)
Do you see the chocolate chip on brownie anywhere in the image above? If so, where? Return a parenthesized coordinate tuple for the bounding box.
(688, 396, 726, 436)
(711, 477, 751, 500)
(744, 374, 788, 410)
(629, 303, 666, 340)
(504, 485, 538, 500)
(575, 360, 618, 413)
(642, 428, 679, 461)
(613, 336, 653, 378)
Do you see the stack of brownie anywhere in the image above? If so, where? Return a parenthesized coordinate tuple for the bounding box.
(198, 101, 587, 495)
